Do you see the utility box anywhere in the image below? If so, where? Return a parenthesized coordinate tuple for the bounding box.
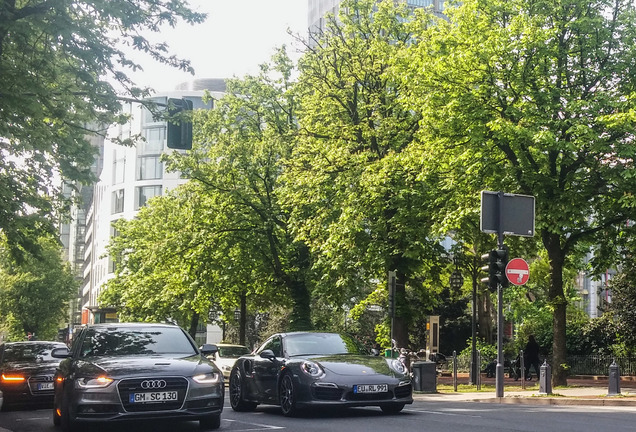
(427, 315, 440, 355)
(412, 361, 437, 393)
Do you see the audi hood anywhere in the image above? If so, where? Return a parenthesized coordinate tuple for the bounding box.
(73, 354, 219, 379)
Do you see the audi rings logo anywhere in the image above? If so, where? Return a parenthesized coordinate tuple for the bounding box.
(140, 379, 167, 389)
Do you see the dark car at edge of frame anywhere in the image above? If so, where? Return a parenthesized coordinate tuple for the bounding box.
(51, 322, 224, 431)
(0, 340, 68, 409)
(229, 331, 413, 416)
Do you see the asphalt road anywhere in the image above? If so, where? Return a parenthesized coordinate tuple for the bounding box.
(1, 395, 635, 432)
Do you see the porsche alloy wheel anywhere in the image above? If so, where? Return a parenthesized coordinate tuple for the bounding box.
(279, 373, 298, 417)
(380, 403, 405, 414)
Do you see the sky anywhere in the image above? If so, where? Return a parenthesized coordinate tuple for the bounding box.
(131, 0, 309, 92)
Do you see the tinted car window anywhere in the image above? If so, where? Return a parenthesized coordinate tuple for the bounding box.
(285, 333, 369, 356)
(80, 326, 196, 357)
(259, 337, 282, 357)
(218, 346, 250, 357)
(1, 343, 63, 363)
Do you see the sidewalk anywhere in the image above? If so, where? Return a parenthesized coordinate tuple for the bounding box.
(413, 374, 636, 406)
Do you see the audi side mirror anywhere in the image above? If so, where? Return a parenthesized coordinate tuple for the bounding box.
(51, 347, 70, 358)
(199, 344, 218, 356)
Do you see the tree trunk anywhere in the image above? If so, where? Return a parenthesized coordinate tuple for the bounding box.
(239, 291, 247, 346)
(289, 279, 312, 331)
(392, 270, 409, 349)
(188, 312, 200, 340)
(544, 232, 568, 386)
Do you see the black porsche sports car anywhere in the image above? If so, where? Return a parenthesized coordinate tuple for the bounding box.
(229, 332, 413, 416)
(51, 323, 224, 431)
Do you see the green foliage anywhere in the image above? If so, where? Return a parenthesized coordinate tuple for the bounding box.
(161, 49, 313, 331)
(606, 255, 636, 349)
(460, 338, 497, 363)
(396, 0, 636, 384)
(283, 0, 446, 348)
(0, 1, 205, 260)
(100, 186, 221, 330)
(0, 235, 77, 340)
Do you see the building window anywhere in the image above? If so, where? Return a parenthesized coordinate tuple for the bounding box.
(111, 189, 124, 214)
(137, 155, 163, 180)
(141, 127, 165, 154)
(135, 185, 162, 210)
(113, 153, 125, 184)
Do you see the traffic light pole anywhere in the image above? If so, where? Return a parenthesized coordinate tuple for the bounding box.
(496, 191, 505, 398)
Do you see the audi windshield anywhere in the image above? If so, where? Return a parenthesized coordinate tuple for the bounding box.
(79, 326, 198, 357)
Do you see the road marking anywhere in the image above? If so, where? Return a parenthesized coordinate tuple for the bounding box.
(224, 418, 285, 430)
(404, 408, 482, 418)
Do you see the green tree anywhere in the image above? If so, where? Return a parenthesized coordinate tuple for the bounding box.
(0, 235, 77, 340)
(101, 186, 229, 338)
(399, 0, 636, 384)
(606, 262, 636, 350)
(165, 49, 313, 331)
(0, 1, 205, 259)
(285, 0, 445, 348)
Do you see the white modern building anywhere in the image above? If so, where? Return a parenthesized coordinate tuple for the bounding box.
(61, 79, 226, 343)
(308, 0, 445, 37)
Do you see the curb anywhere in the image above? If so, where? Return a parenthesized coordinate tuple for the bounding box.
(413, 393, 636, 407)
(491, 397, 636, 407)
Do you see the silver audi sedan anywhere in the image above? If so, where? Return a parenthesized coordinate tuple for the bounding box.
(52, 323, 224, 431)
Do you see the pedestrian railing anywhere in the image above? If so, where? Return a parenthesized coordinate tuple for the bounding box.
(442, 353, 635, 376)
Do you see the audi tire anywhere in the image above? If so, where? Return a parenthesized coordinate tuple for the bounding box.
(199, 413, 221, 430)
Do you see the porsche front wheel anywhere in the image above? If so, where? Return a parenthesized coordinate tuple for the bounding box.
(279, 373, 298, 417)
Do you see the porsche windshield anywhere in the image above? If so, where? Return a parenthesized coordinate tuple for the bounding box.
(285, 333, 369, 357)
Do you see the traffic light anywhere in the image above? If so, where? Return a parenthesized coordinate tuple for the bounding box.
(480, 248, 509, 292)
(166, 98, 193, 150)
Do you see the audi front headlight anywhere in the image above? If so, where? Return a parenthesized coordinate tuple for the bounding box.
(76, 376, 113, 389)
(193, 372, 221, 384)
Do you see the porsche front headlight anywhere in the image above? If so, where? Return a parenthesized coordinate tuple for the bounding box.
(391, 359, 406, 374)
(301, 360, 324, 377)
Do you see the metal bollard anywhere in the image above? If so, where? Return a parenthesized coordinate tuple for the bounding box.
(453, 350, 458, 392)
(477, 350, 481, 390)
(539, 360, 552, 395)
(608, 360, 621, 396)
(520, 350, 525, 390)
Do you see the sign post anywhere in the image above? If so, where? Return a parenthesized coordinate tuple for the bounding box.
(480, 190, 535, 398)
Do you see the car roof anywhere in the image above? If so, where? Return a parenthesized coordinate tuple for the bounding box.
(277, 331, 342, 337)
(1, 341, 66, 346)
(85, 322, 179, 329)
(215, 343, 248, 347)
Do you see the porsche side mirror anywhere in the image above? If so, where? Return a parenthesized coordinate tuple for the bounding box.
(259, 349, 276, 361)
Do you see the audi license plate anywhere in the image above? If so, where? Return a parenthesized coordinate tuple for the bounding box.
(130, 391, 178, 403)
(354, 384, 388, 394)
(37, 382, 54, 391)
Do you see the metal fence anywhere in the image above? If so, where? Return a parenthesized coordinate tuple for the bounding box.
(565, 355, 636, 376)
(444, 353, 636, 376)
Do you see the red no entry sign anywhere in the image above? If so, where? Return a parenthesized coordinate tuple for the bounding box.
(505, 258, 529, 285)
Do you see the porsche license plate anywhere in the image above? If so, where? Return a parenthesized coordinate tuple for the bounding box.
(354, 384, 388, 394)
(129, 391, 178, 403)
